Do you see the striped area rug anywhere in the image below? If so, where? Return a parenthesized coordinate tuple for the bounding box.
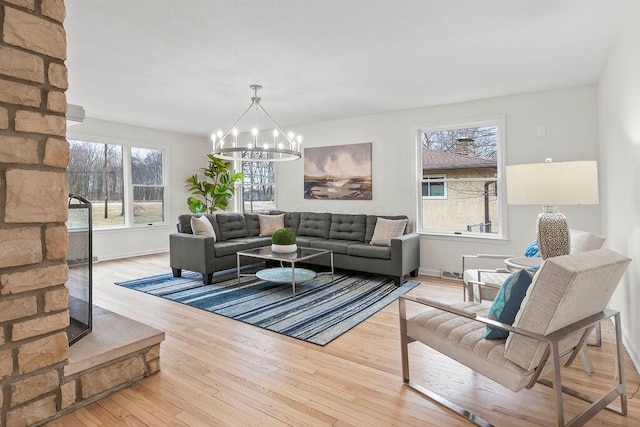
(116, 269, 419, 346)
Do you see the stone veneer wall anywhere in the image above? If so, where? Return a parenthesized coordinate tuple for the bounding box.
(0, 1, 161, 425)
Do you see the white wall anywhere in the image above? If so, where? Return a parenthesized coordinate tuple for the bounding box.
(597, 0, 640, 371)
(67, 118, 210, 261)
(278, 85, 601, 275)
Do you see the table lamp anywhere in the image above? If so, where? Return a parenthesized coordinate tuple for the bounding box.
(506, 159, 599, 259)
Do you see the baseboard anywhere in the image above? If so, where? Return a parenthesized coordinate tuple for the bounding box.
(96, 247, 168, 262)
(418, 268, 441, 277)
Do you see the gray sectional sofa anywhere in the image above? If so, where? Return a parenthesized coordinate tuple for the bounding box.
(169, 211, 420, 286)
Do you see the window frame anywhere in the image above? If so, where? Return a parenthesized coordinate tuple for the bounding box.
(414, 115, 507, 239)
(67, 134, 170, 230)
(422, 174, 447, 199)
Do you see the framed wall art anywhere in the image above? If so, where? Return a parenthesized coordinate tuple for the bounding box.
(304, 142, 372, 200)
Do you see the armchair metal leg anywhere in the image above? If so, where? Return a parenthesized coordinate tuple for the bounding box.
(538, 312, 627, 426)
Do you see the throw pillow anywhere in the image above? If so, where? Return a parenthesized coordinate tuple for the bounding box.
(258, 213, 285, 236)
(190, 216, 216, 240)
(485, 268, 536, 339)
(523, 240, 540, 257)
(370, 218, 407, 246)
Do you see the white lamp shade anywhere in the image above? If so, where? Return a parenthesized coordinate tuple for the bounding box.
(506, 160, 599, 206)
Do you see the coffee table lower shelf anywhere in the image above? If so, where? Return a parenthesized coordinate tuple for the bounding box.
(256, 267, 317, 284)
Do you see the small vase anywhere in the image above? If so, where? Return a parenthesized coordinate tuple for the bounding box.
(271, 243, 297, 253)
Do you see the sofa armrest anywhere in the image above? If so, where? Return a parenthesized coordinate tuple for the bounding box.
(169, 233, 217, 274)
(390, 233, 420, 277)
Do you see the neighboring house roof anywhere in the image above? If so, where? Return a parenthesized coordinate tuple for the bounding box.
(422, 148, 497, 170)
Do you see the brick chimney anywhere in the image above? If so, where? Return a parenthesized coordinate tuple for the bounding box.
(454, 137, 474, 156)
(1, 0, 72, 425)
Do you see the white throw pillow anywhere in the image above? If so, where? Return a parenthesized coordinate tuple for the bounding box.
(258, 213, 285, 236)
(190, 216, 216, 240)
(370, 218, 407, 246)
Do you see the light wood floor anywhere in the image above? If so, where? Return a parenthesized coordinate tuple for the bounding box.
(49, 252, 640, 426)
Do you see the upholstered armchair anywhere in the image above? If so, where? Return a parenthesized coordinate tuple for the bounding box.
(400, 248, 631, 427)
(462, 229, 606, 303)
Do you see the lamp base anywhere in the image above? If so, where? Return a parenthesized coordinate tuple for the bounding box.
(536, 208, 570, 259)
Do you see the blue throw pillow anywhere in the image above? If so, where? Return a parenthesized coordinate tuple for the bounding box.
(485, 268, 535, 339)
(523, 240, 540, 257)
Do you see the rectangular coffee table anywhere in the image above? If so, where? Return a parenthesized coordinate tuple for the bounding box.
(236, 246, 334, 294)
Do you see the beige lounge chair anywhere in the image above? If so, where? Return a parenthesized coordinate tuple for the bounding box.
(400, 248, 631, 426)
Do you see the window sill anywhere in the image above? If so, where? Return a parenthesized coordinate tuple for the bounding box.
(93, 224, 172, 233)
(418, 231, 509, 244)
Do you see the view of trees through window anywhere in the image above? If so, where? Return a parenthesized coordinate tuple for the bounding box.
(67, 140, 165, 227)
(242, 158, 275, 212)
(419, 122, 502, 235)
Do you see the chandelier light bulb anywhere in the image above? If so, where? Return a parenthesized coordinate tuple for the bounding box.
(296, 134, 303, 143)
(273, 129, 279, 137)
(288, 131, 295, 140)
(251, 128, 258, 136)
(231, 128, 239, 136)
(216, 130, 223, 139)
(248, 143, 253, 149)
(210, 133, 217, 143)
(278, 142, 283, 149)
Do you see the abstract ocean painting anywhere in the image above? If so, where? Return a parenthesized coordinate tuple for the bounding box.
(304, 142, 372, 200)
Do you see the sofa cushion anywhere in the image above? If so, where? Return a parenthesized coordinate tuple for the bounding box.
(244, 213, 261, 237)
(298, 212, 331, 238)
(214, 240, 249, 257)
(190, 216, 216, 239)
(270, 210, 301, 235)
(309, 239, 354, 255)
(365, 215, 409, 243)
(346, 243, 392, 260)
(294, 236, 325, 247)
(258, 213, 285, 236)
(177, 215, 193, 234)
(370, 217, 408, 246)
(330, 214, 366, 242)
(238, 236, 272, 249)
(215, 213, 249, 241)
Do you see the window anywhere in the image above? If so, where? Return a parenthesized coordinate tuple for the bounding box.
(68, 139, 167, 228)
(422, 174, 446, 199)
(241, 160, 275, 213)
(417, 117, 505, 237)
(131, 147, 165, 224)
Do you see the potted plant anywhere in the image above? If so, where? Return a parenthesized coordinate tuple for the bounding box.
(186, 154, 244, 213)
(271, 228, 297, 253)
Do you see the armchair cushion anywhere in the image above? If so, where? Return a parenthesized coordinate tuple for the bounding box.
(485, 269, 535, 339)
(504, 249, 631, 371)
(523, 240, 540, 257)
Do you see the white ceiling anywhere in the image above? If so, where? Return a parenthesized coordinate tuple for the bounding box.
(64, 0, 628, 137)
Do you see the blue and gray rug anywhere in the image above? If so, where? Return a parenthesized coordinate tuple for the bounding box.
(116, 269, 419, 346)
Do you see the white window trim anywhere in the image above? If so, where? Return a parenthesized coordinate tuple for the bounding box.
(413, 115, 507, 239)
(67, 132, 170, 230)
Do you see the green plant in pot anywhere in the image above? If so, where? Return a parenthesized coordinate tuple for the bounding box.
(186, 154, 244, 213)
(271, 228, 297, 253)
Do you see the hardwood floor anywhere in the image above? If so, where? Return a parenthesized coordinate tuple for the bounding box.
(49, 252, 640, 426)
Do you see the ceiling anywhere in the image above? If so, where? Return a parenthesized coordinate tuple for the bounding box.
(64, 0, 628, 138)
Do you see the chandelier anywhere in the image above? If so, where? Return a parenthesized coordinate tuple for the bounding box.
(210, 85, 302, 162)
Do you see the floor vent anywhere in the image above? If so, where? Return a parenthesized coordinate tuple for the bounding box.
(440, 270, 462, 280)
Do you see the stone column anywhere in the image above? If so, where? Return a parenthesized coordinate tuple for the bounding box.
(0, 0, 71, 426)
